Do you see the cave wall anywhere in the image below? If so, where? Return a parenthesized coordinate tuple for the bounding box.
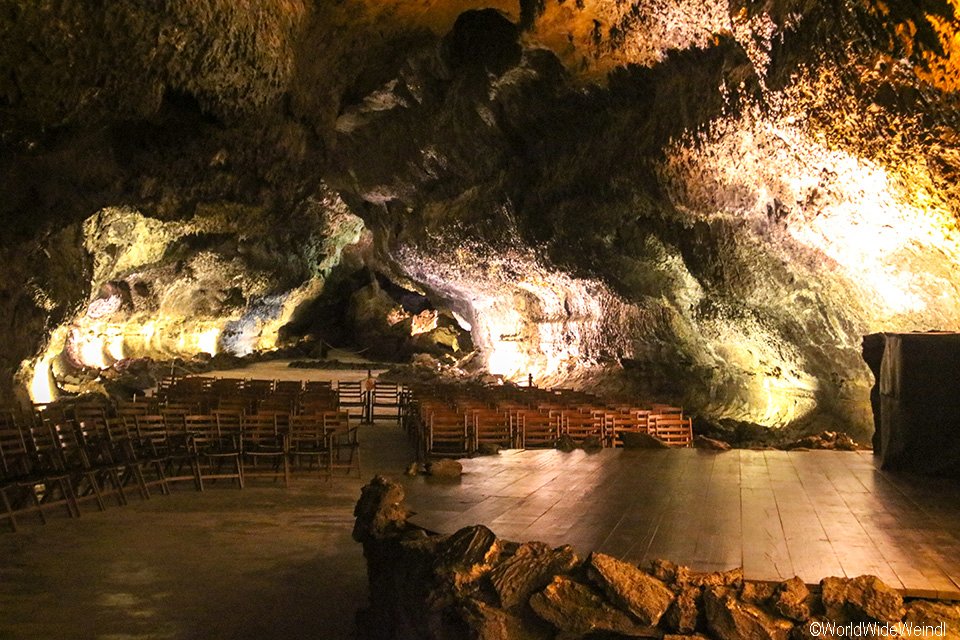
(3, 1, 960, 438)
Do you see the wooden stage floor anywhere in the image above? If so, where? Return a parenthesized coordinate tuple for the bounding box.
(402, 448, 960, 599)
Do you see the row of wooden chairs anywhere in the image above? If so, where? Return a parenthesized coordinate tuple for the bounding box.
(402, 383, 693, 456)
(0, 406, 360, 532)
(158, 376, 404, 424)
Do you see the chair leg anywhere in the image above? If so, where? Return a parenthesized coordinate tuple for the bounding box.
(130, 464, 151, 500)
(192, 458, 204, 492)
(60, 479, 81, 519)
(157, 462, 171, 495)
(235, 456, 244, 489)
(1, 489, 17, 532)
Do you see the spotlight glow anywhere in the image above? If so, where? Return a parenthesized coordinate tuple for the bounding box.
(196, 326, 220, 355)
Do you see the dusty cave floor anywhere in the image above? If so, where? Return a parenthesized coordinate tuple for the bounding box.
(0, 418, 414, 640)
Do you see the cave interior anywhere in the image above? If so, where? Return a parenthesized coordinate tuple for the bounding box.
(3, 0, 960, 638)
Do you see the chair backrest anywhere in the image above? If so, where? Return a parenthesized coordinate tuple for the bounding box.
(288, 415, 327, 446)
(275, 380, 304, 394)
(242, 413, 278, 434)
(134, 414, 168, 444)
(0, 425, 30, 477)
(242, 379, 275, 396)
(321, 411, 349, 430)
(304, 380, 333, 392)
(652, 416, 693, 447)
(212, 410, 243, 433)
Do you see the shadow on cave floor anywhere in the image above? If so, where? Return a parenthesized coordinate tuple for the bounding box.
(0, 419, 415, 640)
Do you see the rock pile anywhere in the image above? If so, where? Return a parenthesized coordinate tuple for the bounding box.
(353, 477, 959, 640)
(781, 431, 860, 451)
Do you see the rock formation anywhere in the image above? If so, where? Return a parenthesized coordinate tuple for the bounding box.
(3, 2, 960, 441)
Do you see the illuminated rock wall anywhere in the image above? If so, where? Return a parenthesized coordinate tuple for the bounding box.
(20, 195, 364, 403)
(3, 1, 960, 438)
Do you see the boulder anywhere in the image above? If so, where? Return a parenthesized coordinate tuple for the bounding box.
(663, 586, 700, 633)
(489, 542, 580, 609)
(903, 600, 960, 639)
(820, 575, 904, 623)
(620, 431, 670, 449)
(773, 577, 811, 622)
(680, 566, 744, 590)
(477, 442, 502, 456)
(649, 558, 681, 585)
(581, 435, 604, 452)
(741, 582, 776, 605)
(461, 598, 552, 640)
(703, 586, 794, 640)
(352, 476, 408, 542)
(781, 431, 859, 451)
(435, 525, 501, 571)
(587, 552, 675, 625)
(557, 434, 576, 452)
(694, 435, 732, 450)
(529, 575, 658, 637)
(426, 458, 463, 478)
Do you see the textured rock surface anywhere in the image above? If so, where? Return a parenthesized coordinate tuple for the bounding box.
(903, 601, 960, 640)
(489, 542, 580, 610)
(703, 586, 794, 640)
(694, 435, 732, 451)
(461, 598, 552, 640)
(820, 575, 905, 623)
(4, 1, 960, 443)
(352, 476, 409, 542)
(773, 576, 811, 622)
(663, 586, 700, 634)
(620, 432, 671, 449)
(426, 459, 464, 479)
(529, 575, 656, 637)
(587, 552, 675, 625)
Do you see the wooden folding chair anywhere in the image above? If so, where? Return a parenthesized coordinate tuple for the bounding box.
(240, 414, 289, 486)
(652, 415, 693, 447)
(426, 410, 469, 457)
(371, 382, 402, 425)
(108, 417, 169, 497)
(607, 411, 651, 447)
(336, 381, 366, 422)
(323, 412, 360, 478)
(287, 415, 331, 479)
(0, 424, 79, 530)
(470, 409, 511, 451)
(562, 411, 604, 445)
(184, 415, 243, 489)
(519, 411, 557, 448)
(134, 414, 201, 490)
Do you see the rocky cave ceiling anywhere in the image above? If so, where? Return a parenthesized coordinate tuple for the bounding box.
(2, 0, 960, 440)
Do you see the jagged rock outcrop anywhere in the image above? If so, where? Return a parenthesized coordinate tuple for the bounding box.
(702, 587, 794, 640)
(586, 552, 675, 626)
(489, 542, 580, 610)
(353, 478, 959, 640)
(529, 575, 658, 637)
(820, 575, 905, 624)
